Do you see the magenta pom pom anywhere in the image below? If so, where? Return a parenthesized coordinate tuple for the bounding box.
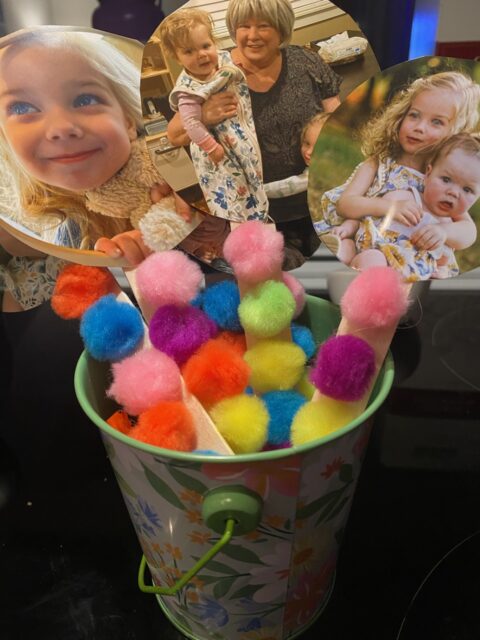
(282, 272, 306, 318)
(310, 335, 376, 401)
(149, 304, 218, 364)
(135, 251, 203, 309)
(340, 267, 410, 328)
(223, 221, 284, 284)
(108, 348, 182, 415)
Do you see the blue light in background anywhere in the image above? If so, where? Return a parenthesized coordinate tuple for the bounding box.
(409, 0, 440, 58)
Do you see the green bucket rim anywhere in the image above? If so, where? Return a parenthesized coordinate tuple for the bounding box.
(74, 296, 395, 464)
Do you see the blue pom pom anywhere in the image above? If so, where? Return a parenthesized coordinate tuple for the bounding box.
(262, 390, 307, 445)
(190, 291, 204, 308)
(202, 280, 242, 331)
(291, 323, 316, 359)
(80, 294, 144, 361)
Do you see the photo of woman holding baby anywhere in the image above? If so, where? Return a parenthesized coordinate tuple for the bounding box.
(310, 57, 480, 281)
(166, 0, 344, 270)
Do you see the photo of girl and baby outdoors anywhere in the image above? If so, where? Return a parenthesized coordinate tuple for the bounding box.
(309, 56, 480, 282)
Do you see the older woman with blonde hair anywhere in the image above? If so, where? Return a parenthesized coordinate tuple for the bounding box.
(168, 0, 342, 268)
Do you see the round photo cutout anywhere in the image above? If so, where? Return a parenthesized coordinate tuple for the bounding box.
(309, 56, 480, 282)
(0, 25, 200, 267)
(141, 0, 379, 271)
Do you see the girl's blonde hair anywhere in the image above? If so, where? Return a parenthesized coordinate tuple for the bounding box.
(0, 28, 144, 248)
(361, 71, 480, 163)
(159, 8, 217, 61)
(301, 111, 330, 143)
(226, 0, 295, 49)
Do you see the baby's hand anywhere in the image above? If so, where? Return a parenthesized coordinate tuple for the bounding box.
(331, 219, 359, 239)
(202, 91, 238, 126)
(95, 230, 152, 266)
(411, 224, 447, 251)
(209, 145, 225, 164)
(389, 200, 422, 226)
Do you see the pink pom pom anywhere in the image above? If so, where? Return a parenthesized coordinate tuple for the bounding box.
(282, 272, 306, 318)
(135, 251, 203, 309)
(340, 267, 410, 328)
(223, 221, 284, 284)
(108, 348, 182, 415)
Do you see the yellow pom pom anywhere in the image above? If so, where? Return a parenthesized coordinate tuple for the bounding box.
(295, 372, 316, 400)
(291, 397, 360, 446)
(209, 395, 268, 454)
(243, 340, 306, 394)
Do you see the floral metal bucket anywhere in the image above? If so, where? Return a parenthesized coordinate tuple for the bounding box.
(74, 295, 394, 640)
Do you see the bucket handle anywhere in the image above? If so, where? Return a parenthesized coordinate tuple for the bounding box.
(138, 485, 263, 596)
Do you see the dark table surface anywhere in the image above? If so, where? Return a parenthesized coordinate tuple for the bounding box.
(1, 288, 479, 640)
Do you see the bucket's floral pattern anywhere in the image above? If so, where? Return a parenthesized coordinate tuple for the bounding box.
(102, 416, 372, 640)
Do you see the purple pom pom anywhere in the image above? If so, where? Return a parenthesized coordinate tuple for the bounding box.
(310, 335, 376, 401)
(149, 304, 218, 364)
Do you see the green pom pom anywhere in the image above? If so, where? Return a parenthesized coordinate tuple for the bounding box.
(238, 280, 296, 338)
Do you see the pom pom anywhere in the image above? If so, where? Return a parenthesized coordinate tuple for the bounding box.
(80, 294, 144, 361)
(282, 272, 306, 318)
(310, 335, 376, 401)
(139, 200, 197, 252)
(108, 348, 182, 415)
(190, 292, 204, 308)
(135, 251, 203, 309)
(106, 410, 133, 434)
(209, 394, 268, 453)
(243, 340, 306, 393)
(238, 280, 296, 338)
(341, 267, 410, 328)
(223, 221, 284, 284)
(182, 340, 250, 407)
(290, 397, 360, 446)
(291, 323, 316, 359)
(262, 390, 306, 445)
(201, 280, 242, 331)
(216, 331, 247, 355)
(51, 264, 116, 319)
(149, 304, 218, 364)
(133, 401, 196, 451)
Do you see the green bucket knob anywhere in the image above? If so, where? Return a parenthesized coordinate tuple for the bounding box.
(202, 485, 263, 536)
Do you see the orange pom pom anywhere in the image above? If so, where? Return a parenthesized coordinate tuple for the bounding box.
(51, 264, 116, 319)
(216, 331, 247, 355)
(183, 340, 250, 407)
(106, 410, 133, 434)
(133, 402, 196, 451)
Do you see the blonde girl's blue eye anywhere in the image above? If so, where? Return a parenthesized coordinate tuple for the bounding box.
(7, 101, 38, 116)
(73, 93, 101, 108)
